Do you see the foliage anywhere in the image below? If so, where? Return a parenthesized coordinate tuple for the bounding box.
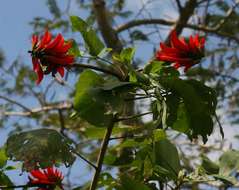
(0, 0, 239, 189)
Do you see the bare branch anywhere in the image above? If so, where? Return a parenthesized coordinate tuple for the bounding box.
(89, 120, 115, 190)
(2, 101, 72, 117)
(116, 111, 153, 122)
(0, 95, 32, 112)
(214, 0, 239, 31)
(175, 0, 183, 11)
(116, 19, 239, 43)
(165, 0, 197, 43)
(92, 0, 122, 52)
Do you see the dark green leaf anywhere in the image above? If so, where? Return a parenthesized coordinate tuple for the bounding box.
(70, 16, 104, 56)
(6, 129, 75, 170)
(201, 155, 219, 174)
(130, 30, 148, 41)
(161, 78, 215, 143)
(154, 139, 181, 180)
(117, 175, 151, 190)
(74, 70, 126, 127)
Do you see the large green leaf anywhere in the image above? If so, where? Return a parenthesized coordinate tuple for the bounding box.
(74, 70, 130, 127)
(70, 16, 104, 56)
(154, 139, 181, 180)
(6, 129, 75, 170)
(161, 78, 216, 143)
(117, 175, 151, 190)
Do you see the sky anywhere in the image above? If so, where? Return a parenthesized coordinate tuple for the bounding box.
(0, 0, 238, 188)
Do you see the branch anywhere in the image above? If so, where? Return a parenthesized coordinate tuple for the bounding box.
(89, 120, 115, 190)
(116, 111, 153, 122)
(71, 63, 121, 79)
(2, 101, 72, 117)
(0, 95, 32, 112)
(0, 184, 38, 189)
(92, 0, 122, 52)
(214, 0, 239, 31)
(214, 113, 224, 139)
(165, 0, 197, 43)
(71, 148, 97, 170)
(175, 0, 183, 11)
(58, 112, 98, 170)
(116, 19, 239, 43)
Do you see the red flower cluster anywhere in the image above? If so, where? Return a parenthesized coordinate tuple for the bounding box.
(29, 30, 74, 84)
(156, 30, 205, 72)
(28, 167, 64, 190)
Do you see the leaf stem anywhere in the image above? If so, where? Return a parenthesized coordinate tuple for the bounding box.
(71, 63, 121, 79)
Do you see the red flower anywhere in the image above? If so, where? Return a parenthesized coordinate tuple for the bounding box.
(156, 30, 205, 72)
(28, 167, 64, 190)
(29, 30, 74, 84)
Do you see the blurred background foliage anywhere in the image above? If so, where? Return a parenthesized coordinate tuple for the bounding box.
(0, 0, 239, 189)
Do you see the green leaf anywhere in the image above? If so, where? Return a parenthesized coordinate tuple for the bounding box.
(70, 16, 104, 56)
(144, 61, 164, 74)
(130, 30, 148, 41)
(201, 155, 219, 174)
(6, 129, 76, 171)
(154, 139, 181, 180)
(120, 47, 135, 65)
(129, 71, 150, 84)
(74, 70, 127, 127)
(171, 103, 190, 133)
(117, 175, 151, 190)
(219, 150, 239, 176)
(213, 174, 236, 186)
(153, 129, 166, 142)
(0, 148, 8, 168)
(68, 39, 82, 57)
(161, 78, 215, 143)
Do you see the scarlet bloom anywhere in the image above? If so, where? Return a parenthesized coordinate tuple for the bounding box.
(28, 167, 64, 190)
(156, 30, 205, 72)
(29, 30, 74, 84)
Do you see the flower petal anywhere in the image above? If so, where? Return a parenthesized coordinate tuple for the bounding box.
(57, 67, 65, 78)
(170, 30, 188, 51)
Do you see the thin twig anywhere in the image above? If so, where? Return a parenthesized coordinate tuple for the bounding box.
(71, 149, 97, 170)
(214, 0, 239, 31)
(0, 95, 32, 112)
(71, 63, 121, 79)
(89, 120, 115, 190)
(57, 111, 98, 170)
(175, 0, 183, 11)
(214, 113, 224, 139)
(2, 101, 72, 117)
(0, 184, 37, 189)
(115, 19, 239, 43)
(116, 111, 153, 122)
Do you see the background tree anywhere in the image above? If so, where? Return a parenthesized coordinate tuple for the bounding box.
(0, 0, 239, 189)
